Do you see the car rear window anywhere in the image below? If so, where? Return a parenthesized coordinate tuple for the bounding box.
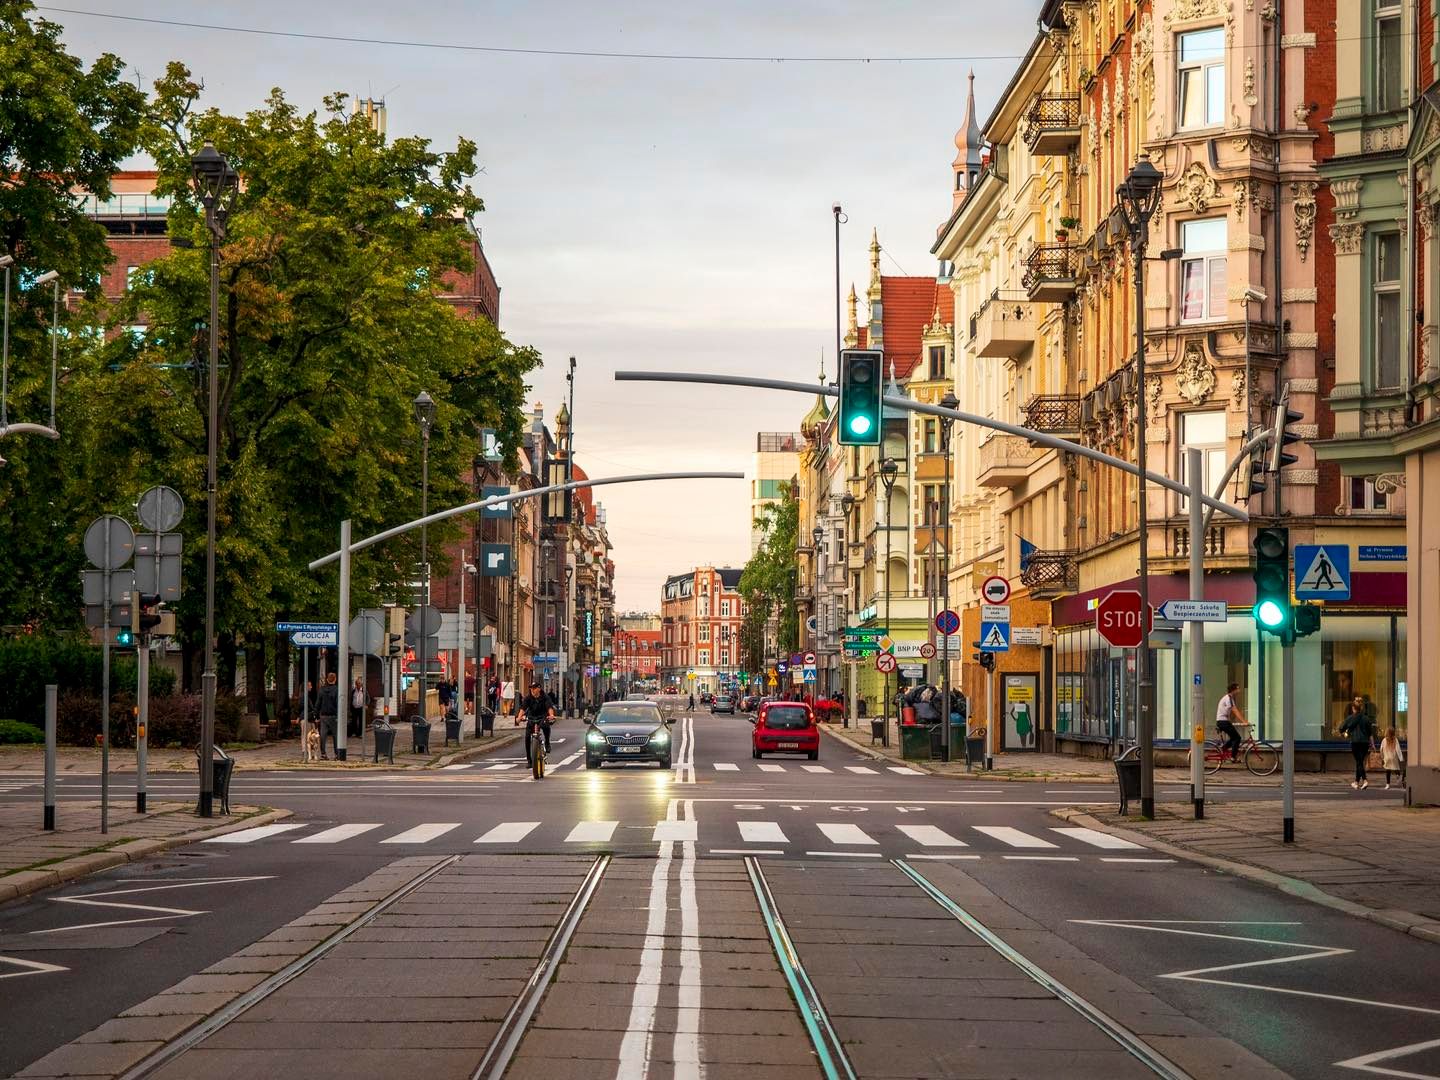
(596, 705, 661, 725)
(765, 706, 810, 730)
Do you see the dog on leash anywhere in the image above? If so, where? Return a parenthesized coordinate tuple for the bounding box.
(304, 725, 321, 763)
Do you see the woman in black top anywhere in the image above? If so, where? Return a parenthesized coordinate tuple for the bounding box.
(1340, 696, 1376, 790)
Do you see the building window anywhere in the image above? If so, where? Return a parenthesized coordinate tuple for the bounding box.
(1179, 410, 1227, 508)
(1180, 218, 1227, 322)
(1375, 0, 1403, 112)
(833, 525, 844, 564)
(1374, 232, 1402, 389)
(928, 345, 945, 380)
(1177, 27, 1225, 129)
(1349, 476, 1390, 512)
(922, 484, 941, 524)
(755, 478, 788, 499)
(125, 265, 139, 290)
(720, 599, 731, 617)
(923, 419, 939, 453)
(699, 650, 709, 667)
(699, 624, 710, 643)
(720, 650, 730, 667)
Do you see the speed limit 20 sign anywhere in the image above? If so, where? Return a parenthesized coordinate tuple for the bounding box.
(981, 575, 1011, 604)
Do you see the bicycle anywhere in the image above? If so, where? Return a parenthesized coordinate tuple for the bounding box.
(529, 722, 547, 780)
(1188, 724, 1279, 777)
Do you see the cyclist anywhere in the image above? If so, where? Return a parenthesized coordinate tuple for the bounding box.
(521, 683, 555, 769)
(1215, 681, 1245, 761)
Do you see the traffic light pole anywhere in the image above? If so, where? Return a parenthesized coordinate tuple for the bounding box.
(1187, 449, 1205, 820)
(136, 635, 149, 814)
(1283, 639, 1295, 843)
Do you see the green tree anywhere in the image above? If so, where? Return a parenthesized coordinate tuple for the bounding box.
(738, 488, 799, 672)
(0, 1, 146, 627)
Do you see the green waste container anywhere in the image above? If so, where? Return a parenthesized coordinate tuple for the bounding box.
(900, 724, 933, 761)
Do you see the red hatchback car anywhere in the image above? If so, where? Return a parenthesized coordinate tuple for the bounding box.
(752, 701, 819, 760)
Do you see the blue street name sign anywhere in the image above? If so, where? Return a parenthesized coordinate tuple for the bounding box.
(276, 621, 338, 634)
(1358, 545, 1406, 562)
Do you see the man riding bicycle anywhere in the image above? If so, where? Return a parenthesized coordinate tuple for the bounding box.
(1215, 681, 1245, 760)
(521, 683, 555, 768)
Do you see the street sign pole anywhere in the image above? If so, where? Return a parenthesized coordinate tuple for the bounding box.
(336, 519, 350, 761)
(1283, 637, 1296, 843)
(1188, 449, 1205, 820)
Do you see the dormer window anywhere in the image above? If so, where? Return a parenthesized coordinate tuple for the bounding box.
(928, 345, 946, 380)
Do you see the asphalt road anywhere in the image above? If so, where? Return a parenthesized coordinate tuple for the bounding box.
(0, 706, 1431, 1079)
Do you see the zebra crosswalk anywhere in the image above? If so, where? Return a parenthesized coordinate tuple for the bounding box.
(203, 817, 1160, 863)
(437, 758, 924, 777)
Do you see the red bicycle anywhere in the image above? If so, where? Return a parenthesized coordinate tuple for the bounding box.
(1187, 723, 1279, 777)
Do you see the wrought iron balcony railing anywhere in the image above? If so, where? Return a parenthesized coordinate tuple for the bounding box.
(1022, 243, 1080, 302)
(1022, 94, 1081, 155)
(1022, 394, 1082, 436)
(1020, 550, 1079, 596)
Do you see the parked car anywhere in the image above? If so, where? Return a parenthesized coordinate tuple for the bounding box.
(699, 690, 713, 705)
(585, 701, 671, 769)
(663, 686, 679, 695)
(739, 695, 759, 713)
(751, 701, 819, 760)
(710, 693, 736, 715)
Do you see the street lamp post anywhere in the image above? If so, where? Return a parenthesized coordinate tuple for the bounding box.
(1, 254, 12, 429)
(839, 492, 855, 720)
(938, 390, 958, 761)
(811, 524, 824, 696)
(1117, 152, 1164, 819)
(413, 390, 436, 722)
(190, 141, 239, 818)
(879, 457, 899, 748)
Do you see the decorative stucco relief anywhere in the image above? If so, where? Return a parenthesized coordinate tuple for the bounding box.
(1330, 177, 1364, 219)
(1176, 162, 1220, 214)
(1292, 181, 1318, 262)
(1175, 341, 1218, 405)
(1330, 222, 1364, 256)
(1361, 126, 1407, 153)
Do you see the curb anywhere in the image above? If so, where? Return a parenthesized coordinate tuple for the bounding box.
(1050, 806, 1440, 947)
(0, 806, 291, 906)
(428, 727, 527, 769)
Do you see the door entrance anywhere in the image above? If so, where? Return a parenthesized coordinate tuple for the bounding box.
(1002, 673, 1039, 750)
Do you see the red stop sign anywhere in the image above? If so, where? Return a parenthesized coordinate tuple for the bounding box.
(1095, 590, 1153, 649)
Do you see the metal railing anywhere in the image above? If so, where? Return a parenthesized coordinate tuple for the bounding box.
(1022, 95, 1081, 152)
(1023, 395, 1082, 434)
(1022, 243, 1080, 292)
(77, 193, 174, 218)
(1021, 551, 1079, 595)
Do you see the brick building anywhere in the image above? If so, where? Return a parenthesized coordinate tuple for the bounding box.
(660, 567, 745, 696)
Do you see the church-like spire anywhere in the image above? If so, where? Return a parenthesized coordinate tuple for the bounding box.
(866, 231, 884, 352)
(844, 283, 859, 347)
(867, 228, 882, 299)
(953, 70, 984, 210)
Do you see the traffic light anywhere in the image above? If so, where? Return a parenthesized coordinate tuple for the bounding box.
(973, 649, 995, 672)
(115, 626, 135, 648)
(1247, 453, 1268, 498)
(386, 606, 406, 657)
(1252, 526, 1292, 640)
(135, 593, 163, 635)
(1293, 603, 1321, 639)
(1267, 394, 1305, 473)
(838, 349, 882, 446)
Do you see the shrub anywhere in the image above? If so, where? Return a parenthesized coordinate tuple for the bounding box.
(0, 636, 176, 725)
(48, 688, 242, 749)
(0, 719, 45, 744)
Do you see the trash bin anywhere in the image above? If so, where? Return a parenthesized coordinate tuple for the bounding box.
(372, 721, 396, 764)
(196, 746, 234, 815)
(477, 707, 496, 738)
(1113, 744, 1142, 815)
(870, 718, 885, 745)
(444, 713, 462, 747)
(901, 706, 918, 725)
(964, 728, 987, 770)
(411, 719, 431, 755)
(900, 724, 933, 761)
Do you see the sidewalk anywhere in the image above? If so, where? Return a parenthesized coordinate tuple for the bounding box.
(1056, 799, 1440, 945)
(0, 800, 288, 904)
(823, 719, 1354, 786)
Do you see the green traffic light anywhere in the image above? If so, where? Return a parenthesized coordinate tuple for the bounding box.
(116, 629, 134, 646)
(1253, 599, 1288, 629)
(847, 414, 872, 436)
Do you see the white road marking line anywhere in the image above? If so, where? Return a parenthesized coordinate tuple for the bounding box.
(439, 764, 474, 771)
(757, 764, 786, 773)
(904, 854, 981, 861)
(1050, 826, 1144, 850)
(1101, 857, 1175, 864)
(1335, 1036, 1440, 1077)
(382, 823, 461, 844)
(713, 763, 740, 771)
(816, 822, 876, 846)
(801, 765, 831, 773)
(292, 823, 383, 844)
(474, 821, 540, 844)
(617, 799, 676, 1078)
(709, 848, 783, 855)
(565, 820, 619, 843)
(896, 824, 967, 848)
(738, 821, 788, 844)
(1003, 855, 1079, 861)
(673, 799, 701, 1078)
(844, 766, 877, 774)
(203, 823, 306, 844)
(484, 763, 519, 771)
(36, 876, 273, 934)
(888, 767, 923, 775)
(0, 956, 68, 980)
(973, 825, 1058, 849)
(804, 851, 882, 858)
(652, 819, 698, 843)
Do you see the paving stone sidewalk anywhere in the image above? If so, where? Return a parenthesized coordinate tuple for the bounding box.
(1057, 799, 1440, 944)
(823, 719, 1354, 786)
(0, 800, 288, 903)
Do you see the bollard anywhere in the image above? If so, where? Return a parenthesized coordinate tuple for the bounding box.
(43, 685, 57, 830)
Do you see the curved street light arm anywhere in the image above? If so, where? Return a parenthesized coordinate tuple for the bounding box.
(1201, 428, 1275, 534)
(0, 422, 60, 440)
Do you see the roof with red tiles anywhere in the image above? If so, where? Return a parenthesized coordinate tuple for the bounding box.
(881, 277, 952, 380)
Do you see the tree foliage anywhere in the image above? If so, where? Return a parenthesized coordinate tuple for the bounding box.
(738, 488, 799, 670)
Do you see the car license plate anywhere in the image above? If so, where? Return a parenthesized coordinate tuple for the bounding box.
(617, 746, 642, 753)
(778, 741, 800, 749)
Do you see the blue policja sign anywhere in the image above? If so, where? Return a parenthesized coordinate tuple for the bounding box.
(1293, 544, 1351, 601)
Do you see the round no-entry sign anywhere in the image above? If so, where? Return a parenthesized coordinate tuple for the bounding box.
(1095, 589, 1153, 649)
(875, 652, 897, 674)
(981, 575, 1011, 604)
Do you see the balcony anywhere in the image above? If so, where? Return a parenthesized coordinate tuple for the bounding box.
(1021, 550, 1078, 598)
(1022, 94, 1081, 155)
(1023, 243, 1079, 303)
(973, 296, 1035, 358)
(1169, 525, 1226, 560)
(1022, 394, 1082, 437)
(977, 434, 1037, 489)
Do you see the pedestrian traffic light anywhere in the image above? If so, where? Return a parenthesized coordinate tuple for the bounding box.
(838, 349, 883, 446)
(115, 627, 135, 648)
(1293, 603, 1321, 639)
(135, 593, 163, 635)
(1252, 526, 1292, 640)
(973, 650, 995, 672)
(1267, 394, 1305, 473)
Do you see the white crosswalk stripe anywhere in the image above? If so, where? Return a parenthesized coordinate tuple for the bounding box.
(972, 825, 1058, 849)
(757, 763, 786, 772)
(484, 763, 519, 771)
(888, 767, 923, 775)
(551, 751, 583, 771)
(203, 823, 306, 844)
(816, 822, 876, 846)
(1050, 826, 1143, 850)
(844, 766, 877, 775)
(801, 765, 831, 773)
(895, 824, 966, 848)
(439, 764, 474, 771)
(713, 763, 740, 771)
(475, 821, 540, 844)
(652, 819, 697, 843)
(738, 821, 788, 844)
(382, 823, 461, 844)
(566, 820, 618, 843)
(293, 823, 383, 844)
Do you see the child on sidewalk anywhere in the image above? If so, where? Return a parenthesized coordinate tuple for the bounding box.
(1380, 727, 1404, 790)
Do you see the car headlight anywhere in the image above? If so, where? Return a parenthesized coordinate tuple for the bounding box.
(651, 729, 669, 745)
(586, 730, 606, 743)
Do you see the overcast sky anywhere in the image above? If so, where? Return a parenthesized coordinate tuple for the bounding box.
(51, 1, 1035, 611)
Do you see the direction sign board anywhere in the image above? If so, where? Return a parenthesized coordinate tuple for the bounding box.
(981, 575, 1011, 604)
(1011, 626, 1043, 646)
(875, 652, 897, 674)
(980, 604, 1011, 623)
(979, 621, 1010, 652)
(277, 621, 340, 634)
(1095, 590, 1153, 649)
(841, 627, 884, 640)
(292, 627, 339, 647)
(1294, 544, 1351, 601)
(935, 609, 961, 636)
(1157, 600, 1228, 622)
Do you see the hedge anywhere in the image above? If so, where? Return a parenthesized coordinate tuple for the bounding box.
(0, 636, 177, 726)
(51, 691, 242, 749)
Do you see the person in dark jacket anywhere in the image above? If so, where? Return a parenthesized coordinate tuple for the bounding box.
(317, 672, 340, 759)
(1340, 696, 1376, 789)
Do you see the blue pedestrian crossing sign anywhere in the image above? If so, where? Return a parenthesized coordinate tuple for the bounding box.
(802, 668, 817, 683)
(979, 621, 1010, 652)
(1294, 544, 1351, 601)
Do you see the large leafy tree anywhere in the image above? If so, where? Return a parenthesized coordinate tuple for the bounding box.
(0, 1, 146, 627)
(738, 488, 799, 671)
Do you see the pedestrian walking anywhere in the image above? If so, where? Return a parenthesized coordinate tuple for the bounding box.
(348, 676, 367, 738)
(437, 678, 453, 711)
(317, 672, 340, 760)
(1380, 727, 1404, 790)
(1340, 696, 1376, 789)
(501, 678, 515, 716)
